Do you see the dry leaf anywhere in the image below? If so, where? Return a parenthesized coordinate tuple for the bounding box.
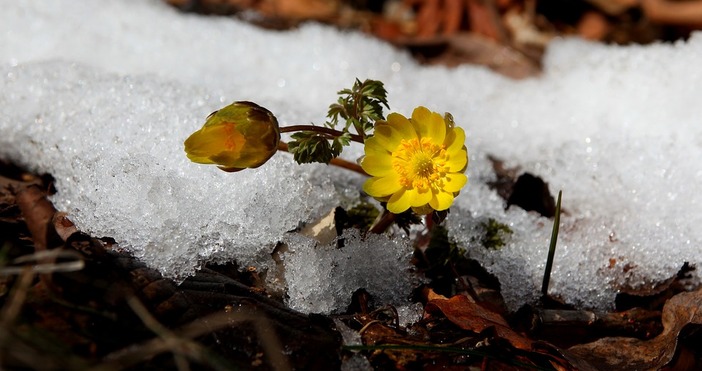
(444, 32, 540, 79)
(642, 0, 702, 28)
(16, 185, 58, 251)
(466, 0, 504, 41)
(426, 294, 534, 350)
(568, 287, 702, 370)
(258, 0, 338, 20)
(52, 212, 78, 242)
(413, 0, 442, 37)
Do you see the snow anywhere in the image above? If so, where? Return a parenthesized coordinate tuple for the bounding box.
(281, 231, 417, 314)
(2, 0, 701, 313)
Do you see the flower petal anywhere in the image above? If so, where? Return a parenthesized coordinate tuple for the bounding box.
(410, 106, 431, 139)
(184, 126, 233, 164)
(361, 154, 393, 177)
(210, 151, 241, 167)
(442, 173, 467, 193)
(411, 106, 446, 144)
(363, 174, 403, 198)
(372, 124, 403, 152)
(446, 149, 468, 172)
(387, 189, 412, 214)
(410, 188, 432, 207)
(445, 127, 466, 153)
(429, 191, 455, 211)
(426, 112, 447, 144)
(386, 113, 418, 141)
(363, 137, 390, 157)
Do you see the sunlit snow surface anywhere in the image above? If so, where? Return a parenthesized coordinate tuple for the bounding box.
(1, 0, 701, 312)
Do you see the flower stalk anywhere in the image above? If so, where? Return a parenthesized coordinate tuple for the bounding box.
(276, 142, 367, 176)
(279, 125, 364, 144)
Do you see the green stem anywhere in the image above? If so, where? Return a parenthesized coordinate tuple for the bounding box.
(279, 125, 364, 144)
(352, 87, 365, 140)
(277, 142, 368, 177)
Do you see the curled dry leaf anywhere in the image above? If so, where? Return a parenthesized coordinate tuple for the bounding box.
(16, 185, 58, 251)
(426, 294, 533, 350)
(425, 294, 596, 370)
(568, 287, 702, 370)
(52, 212, 78, 242)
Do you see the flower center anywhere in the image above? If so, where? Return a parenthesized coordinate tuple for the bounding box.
(392, 138, 448, 191)
(413, 153, 434, 178)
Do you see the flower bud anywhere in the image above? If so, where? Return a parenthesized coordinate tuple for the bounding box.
(184, 101, 280, 172)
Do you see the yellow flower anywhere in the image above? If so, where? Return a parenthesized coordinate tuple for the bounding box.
(184, 101, 280, 172)
(361, 106, 468, 214)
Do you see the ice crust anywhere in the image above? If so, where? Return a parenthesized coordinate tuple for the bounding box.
(2, 0, 702, 312)
(281, 231, 416, 314)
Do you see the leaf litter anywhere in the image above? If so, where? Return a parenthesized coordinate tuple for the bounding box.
(2, 159, 701, 369)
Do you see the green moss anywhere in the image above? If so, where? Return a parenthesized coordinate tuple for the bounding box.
(336, 202, 380, 232)
(347, 202, 379, 226)
(480, 218, 513, 250)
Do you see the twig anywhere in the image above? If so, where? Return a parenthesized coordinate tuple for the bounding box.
(368, 209, 396, 234)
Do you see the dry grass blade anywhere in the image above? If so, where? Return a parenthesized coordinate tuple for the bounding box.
(102, 298, 291, 371)
(0, 249, 85, 275)
(0, 268, 47, 369)
(0, 267, 35, 327)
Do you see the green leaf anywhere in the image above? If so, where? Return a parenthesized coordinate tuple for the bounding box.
(287, 131, 336, 164)
(541, 190, 562, 296)
(326, 103, 346, 128)
(325, 78, 389, 138)
(330, 132, 351, 158)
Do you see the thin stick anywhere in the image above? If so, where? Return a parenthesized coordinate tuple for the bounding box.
(279, 125, 364, 144)
(368, 209, 396, 234)
(541, 190, 562, 296)
(277, 142, 368, 177)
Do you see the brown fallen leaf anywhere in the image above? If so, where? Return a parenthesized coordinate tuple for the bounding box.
(52, 212, 79, 242)
(411, 0, 442, 38)
(441, 0, 463, 36)
(584, 0, 638, 16)
(466, 0, 506, 42)
(426, 294, 534, 350)
(568, 287, 702, 370)
(576, 11, 610, 41)
(396, 32, 540, 79)
(425, 294, 597, 370)
(15, 185, 59, 251)
(642, 0, 702, 28)
(257, 0, 338, 21)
